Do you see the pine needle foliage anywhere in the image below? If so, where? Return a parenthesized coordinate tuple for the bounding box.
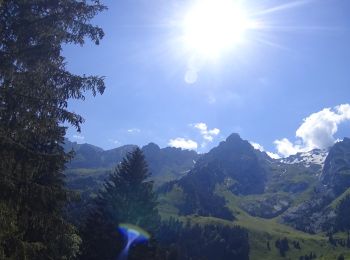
(80, 148, 160, 260)
(0, 1, 106, 259)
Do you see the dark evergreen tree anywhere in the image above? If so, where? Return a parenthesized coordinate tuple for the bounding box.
(337, 254, 345, 260)
(292, 240, 301, 249)
(275, 237, 289, 257)
(156, 220, 250, 260)
(267, 241, 271, 251)
(336, 194, 350, 232)
(327, 231, 336, 246)
(0, 1, 106, 259)
(80, 148, 161, 260)
(335, 195, 350, 248)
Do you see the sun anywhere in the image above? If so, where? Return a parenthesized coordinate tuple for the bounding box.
(182, 0, 254, 58)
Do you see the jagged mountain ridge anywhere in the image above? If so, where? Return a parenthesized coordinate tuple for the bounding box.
(322, 138, 350, 195)
(65, 134, 350, 234)
(64, 134, 350, 259)
(158, 134, 350, 234)
(159, 134, 322, 220)
(161, 133, 268, 220)
(64, 139, 200, 193)
(64, 140, 137, 169)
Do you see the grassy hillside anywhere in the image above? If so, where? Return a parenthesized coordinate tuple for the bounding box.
(219, 187, 350, 260)
(66, 137, 350, 259)
(329, 187, 350, 209)
(158, 184, 350, 260)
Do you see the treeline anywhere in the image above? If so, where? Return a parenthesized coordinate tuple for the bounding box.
(79, 148, 249, 259)
(0, 1, 249, 259)
(326, 194, 350, 248)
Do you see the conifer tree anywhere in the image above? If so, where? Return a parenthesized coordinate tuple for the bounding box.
(80, 148, 160, 260)
(335, 194, 350, 247)
(336, 194, 350, 233)
(0, 1, 106, 259)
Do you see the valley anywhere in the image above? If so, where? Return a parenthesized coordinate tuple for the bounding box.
(65, 134, 350, 259)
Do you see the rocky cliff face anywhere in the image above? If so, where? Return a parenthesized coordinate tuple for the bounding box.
(195, 133, 267, 195)
(280, 149, 328, 176)
(159, 134, 267, 220)
(279, 139, 350, 233)
(322, 138, 350, 195)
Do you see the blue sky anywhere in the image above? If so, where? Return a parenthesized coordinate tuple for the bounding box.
(64, 0, 350, 157)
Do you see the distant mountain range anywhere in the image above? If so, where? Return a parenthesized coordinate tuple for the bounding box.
(64, 134, 350, 238)
(63, 139, 199, 195)
(64, 134, 350, 258)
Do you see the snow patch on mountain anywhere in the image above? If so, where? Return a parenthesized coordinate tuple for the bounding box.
(280, 149, 328, 169)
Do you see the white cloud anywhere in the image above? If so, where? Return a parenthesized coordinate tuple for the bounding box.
(127, 128, 141, 133)
(72, 134, 85, 141)
(108, 139, 121, 145)
(274, 104, 350, 157)
(168, 138, 198, 150)
(250, 141, 280, 159)
(266, 152, 281, 160)
(184, 55, 204, 84)
(250, 141, 264, 152)
(168, 122, 219, 151)
(274, 138, 301, 157)
(193, 122, 220, 143)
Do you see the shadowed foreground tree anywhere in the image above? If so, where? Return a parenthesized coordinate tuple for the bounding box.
(0, 1, 106, 259)
(80, 148, 161, 260)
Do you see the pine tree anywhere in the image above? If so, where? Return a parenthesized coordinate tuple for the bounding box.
(335, 194, 350, 248)
(0, 1, 106, 259)
(336, 194, 350, 232)
(80, 148, 160, 260)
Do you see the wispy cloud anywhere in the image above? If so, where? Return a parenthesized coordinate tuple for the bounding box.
(254, 0, 313, 16)
(184, 55, 205, 84)
(250, 141, 265, 151)
(274, 104, 350, 157)
(250, 141, 280, 159)
(127, 128, 141, 134)
(168, 138, 198, 150)
(266, 151, 282, 160)
(72, 134, 85, 141)
(108, 139, 121, 146)
(193, 122, 220, 144)
(168, 122, 220, 151)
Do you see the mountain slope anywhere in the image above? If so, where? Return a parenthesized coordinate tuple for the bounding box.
(64, 135, 350, 259)
(196, 133, 267, 195)
(322, 138, 350, 195)
(159, 134, 268, 220)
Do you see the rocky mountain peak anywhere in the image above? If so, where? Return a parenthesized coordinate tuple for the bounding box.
(225, 133, 243, 143)
(142, 142, 161, 154)
(321, 139, 350, 195)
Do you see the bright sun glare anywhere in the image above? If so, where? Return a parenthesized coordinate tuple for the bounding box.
(183, 0, 254, 58)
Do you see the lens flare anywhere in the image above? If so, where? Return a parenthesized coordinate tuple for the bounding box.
(117, 223, 150, 260)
